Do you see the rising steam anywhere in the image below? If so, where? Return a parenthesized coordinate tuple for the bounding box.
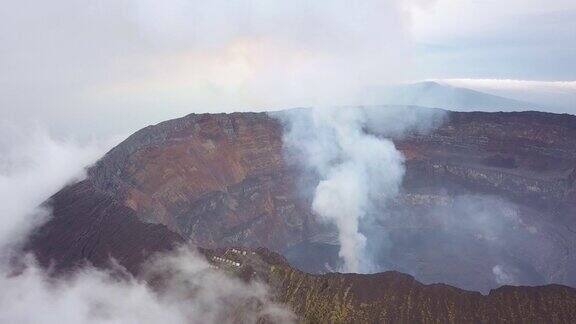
(279, 106, 445, 272)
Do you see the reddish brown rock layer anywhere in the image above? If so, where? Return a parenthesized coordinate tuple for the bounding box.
(89, 112, 314, 251)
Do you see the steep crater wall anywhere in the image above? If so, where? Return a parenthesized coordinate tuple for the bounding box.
(82, 108, 576, 292)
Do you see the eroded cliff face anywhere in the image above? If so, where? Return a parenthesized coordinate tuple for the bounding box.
(76, 108, 576, 292)
(400, 111, 576, 208)
(387, 111, 576, 291)
(88, 112, 313, 252)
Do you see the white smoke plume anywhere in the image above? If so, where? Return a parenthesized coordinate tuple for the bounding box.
(0, 124, 294, 323)
(279, 106, 446, 273)
(492, 265, 515, 285)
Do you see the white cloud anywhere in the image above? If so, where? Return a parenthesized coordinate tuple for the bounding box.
(0, 123, 111, 256)
(411, 1, 576, 82)
(0, 0, 433, 139)
(493, 264, 515, 285)
(0, 249, 294, 324)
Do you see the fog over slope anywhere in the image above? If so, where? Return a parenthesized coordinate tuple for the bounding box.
(0, 124, 294, 323)
(367, 81, 541, 111)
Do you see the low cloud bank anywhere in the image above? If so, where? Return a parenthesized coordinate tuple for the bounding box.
(0, 123, 107, 256)
(0, 248, 294, 324)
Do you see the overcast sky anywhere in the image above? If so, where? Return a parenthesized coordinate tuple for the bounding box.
(412, 0, 576, 80)
(1, 0, 574, 139)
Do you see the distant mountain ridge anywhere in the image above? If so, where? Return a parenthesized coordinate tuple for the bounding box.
(367, 81, 541, 111)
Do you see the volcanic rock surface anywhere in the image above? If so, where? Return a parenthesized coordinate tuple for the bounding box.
(28, 180, 184, 274)
(26, 107, 576, 321)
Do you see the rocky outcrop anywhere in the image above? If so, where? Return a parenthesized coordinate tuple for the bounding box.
(207, 248, 576, 323)
(272, 266, 576, 323)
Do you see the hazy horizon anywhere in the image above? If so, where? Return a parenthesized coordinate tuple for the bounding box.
(1, 0, 574, 140)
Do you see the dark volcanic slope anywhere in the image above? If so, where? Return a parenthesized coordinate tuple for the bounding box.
(264, 252, 576, 323)
(28, 180, 183, 274)
(75, 108, 576, 291)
